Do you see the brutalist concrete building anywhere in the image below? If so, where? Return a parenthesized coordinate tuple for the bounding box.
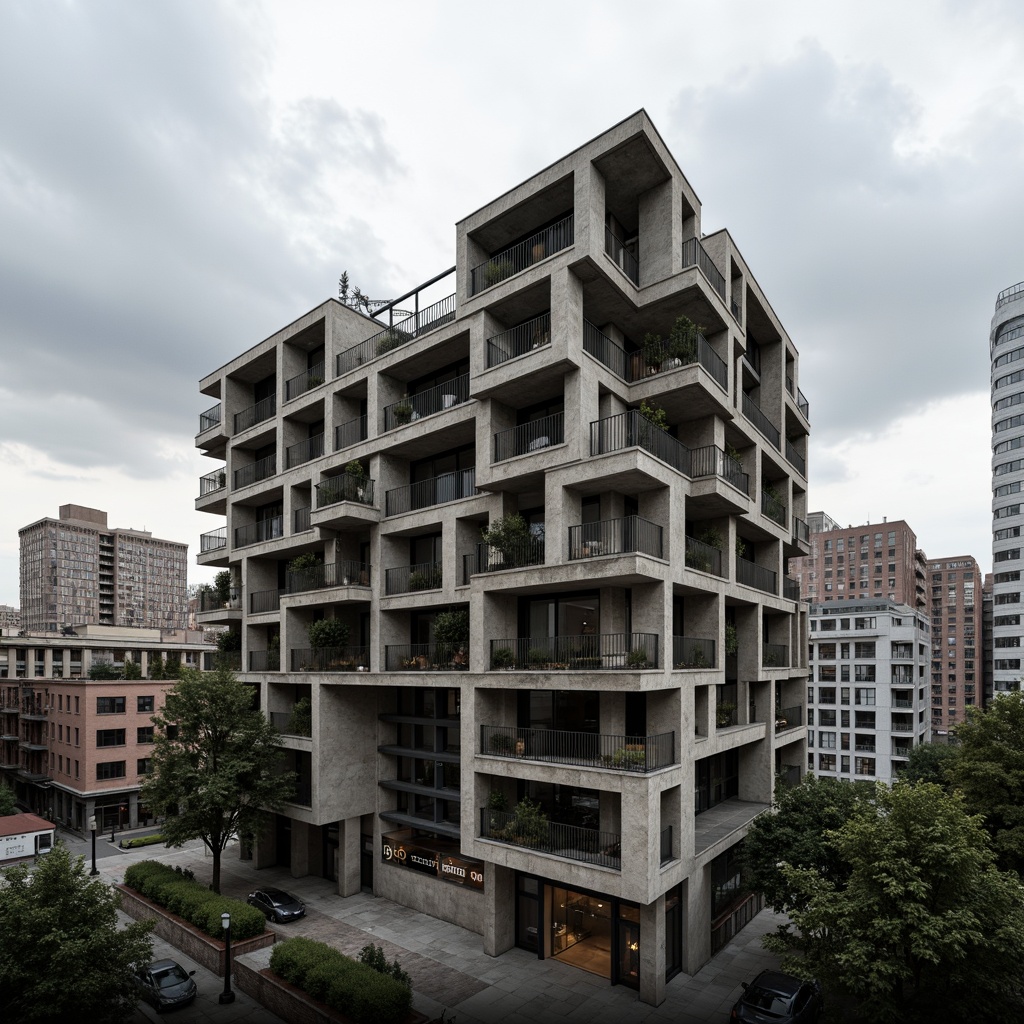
(193, 111, 809, 1005)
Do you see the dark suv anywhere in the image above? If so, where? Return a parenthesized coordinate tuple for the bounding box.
(729, 970, 823, 1023)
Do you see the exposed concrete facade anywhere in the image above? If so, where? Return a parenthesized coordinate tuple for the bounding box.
(194, 111, 809, 1006)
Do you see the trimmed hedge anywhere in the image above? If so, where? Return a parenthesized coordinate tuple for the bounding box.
(120, 833, 166, 849)
(270, 937, 412, 1024)
(123, 859, 265, 940)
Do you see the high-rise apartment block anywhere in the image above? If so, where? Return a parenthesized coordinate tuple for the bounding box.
(19, 505, 188, 632)
(193, 112, 810, 1004)
(806, 600, 930, 783)
(925, 556, 982, 738)
(990, 280, 1024, 696)
(789, 515, 926, 611)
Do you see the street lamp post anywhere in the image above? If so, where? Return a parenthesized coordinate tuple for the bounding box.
(88, 815, 98, 876)
(219, 911, 235, 1004)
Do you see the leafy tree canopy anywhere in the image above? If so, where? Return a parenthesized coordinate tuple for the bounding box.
(142, 666, 295, 892)
(898, 740, 957, 789)
(0, 781, 16, 816)
(0, 842, 153, 1024)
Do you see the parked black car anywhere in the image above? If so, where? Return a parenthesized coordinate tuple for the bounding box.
(729, 970, 823, 1023)
(134, 959, 197, 1011)
(247, 887, 306, 922)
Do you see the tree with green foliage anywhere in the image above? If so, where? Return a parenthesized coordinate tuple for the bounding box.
(765, 782, 1024, 1024)
(742, 773, 874, 912)
(948, 690, 1024, 875)
(142, 666, 296, 893)
(88, 660, 122, 680)
(0, 842, 154, 1023)
(898, 740, 957, 788)
(0, 781, 16, 816)
(213, 569, 234, 605)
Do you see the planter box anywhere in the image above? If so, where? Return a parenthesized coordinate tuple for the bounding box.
(116, 885, 274, 974)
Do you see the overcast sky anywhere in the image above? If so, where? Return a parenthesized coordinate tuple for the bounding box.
(1, 0, 1021, 606)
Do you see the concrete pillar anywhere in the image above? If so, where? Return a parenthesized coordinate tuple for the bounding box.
(684, 864, 711, 974)
(338, 815, 361, 896)
(482, 862, 516, 956)
(291, 820, 317, 878)
(639, 893, 666, 1006)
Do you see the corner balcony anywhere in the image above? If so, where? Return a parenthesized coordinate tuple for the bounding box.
(286, 560, 371, 594)
(286, 433, 324, 469)
(382, 373, 470, 431)
(786, 375, 810, 420)
(567, 516, 663, 560)
(197, 587, 240, 614)
(604, 225, 638, 285)
(290, 646, 370, 672)
(385, 643, 470, 672)
(312, 475, 378, 531)
(493, 413, 564, 462)
(234, 516, 283, 549)
(385, 469, 477, 517)
(783, 578, 801, 601)
(196, 402, 228, 447)
(785, 438, 806, 477)
(463, 538, 546, 581)
(198, 527, 227, 564)
(486, 313, 551, 368)
(792, 515, 809, 546)
(736, 556, 778, 596)
(488, 632, 659, 671)
(760, 489, 788, 528)
(234, 395, 276, 435)
(672, 635, 717, 669)
(249, 589, 281, 614)
(682, 236, 726, 301)
(385, 561, 443, 596)
(590, 410, 691, 475)
(233, 454, 276, 491)
(774, 705, 804, 733)
(335, 415, 368, 452)
(762, 643, 789, 669)
(285, 361, 326, 402)
(480, 809, 620, 869)
(741, 392, 781, 450)
(470, 214, 574, 295)
(480, 725, 676, 773)
(198, 468, 226, 497)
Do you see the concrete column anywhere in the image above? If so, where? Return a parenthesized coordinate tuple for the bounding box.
(639, 893, 666, 1006)
(291, 820, 317, 878)
(482, 862, 516, 956)
(338, 815, 361, 896)
(684, 864, 711, 974)
(252, 817, 276, 870)
(128, 790, 139, 828)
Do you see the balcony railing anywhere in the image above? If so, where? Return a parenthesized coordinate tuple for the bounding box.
(250, 589, 281, 614)
(294, 506, 311, 533)
(488, 632, 659, 670)
(590, 410, 692, 476)
(335, 415, 368, 451)
(290, 646, 370, 672)
(737, 556, 778, 595)
(681, 236, 726, 299)
(200, 527, 227, 552)
(691, 445, 749, 494)
(287, 560, 370, 593)
(480, 725, 675, 773)
(684, 535, 723, 576)
(763, 643, 789, 668)
(775, 705, 803, 733)
(385, 643, 470, 672)
(792, 515, 809, 545)
(673, 635, 716, 669)
(741, 393, 781, 449)
(316, 475, 375, 509)
(197, 587, 240, 612)
(286, 434, 324, 469)
(199, 469, 227, 496)
(761, 489, 787, 527)
(285, 362, 326, 401)
(604, 225, 638, 284)
(248, 650, 281, 672)
(493, 413, 564, 462)
(892, 744, 913, 758)
(383, 373, 470, 431)
(385, 469, 476, 516)
(660, 825, 674, 865)
(486, 313, 551, 368)
(892, 698, 914, 709)
(269, 710, 311, 738)
(480, 808, 620, 870)
(567, 516, 663, 560)
(234, 517, 283, 548)
(336, 293, 457, 374)
(467, 537, 546, 578)
(233, 454, 276, 490)
(234, 395, 276, 434)
(783, 578, 801, 601)
(385, 561, 443, 595)
(199, 403, 222, 433)
(797, 388, 810, 419)
(470, 214, 574, 295)
(785, 439, 806, 476)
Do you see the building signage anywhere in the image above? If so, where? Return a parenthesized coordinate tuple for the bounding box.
(381, 834, 484, 891)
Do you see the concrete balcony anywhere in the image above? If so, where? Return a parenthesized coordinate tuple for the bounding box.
(480, 725, 676, 773)
(488, 632, 659, 671)
(480, 808, 620, 870)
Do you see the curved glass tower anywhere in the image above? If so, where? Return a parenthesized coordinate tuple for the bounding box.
(990, 280, 1024, 694)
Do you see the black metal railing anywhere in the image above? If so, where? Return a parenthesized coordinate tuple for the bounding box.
(681, 236, 726, 299)
(286, 434, 324, 468)
(493, 412, 564, 462)
(691, 445, 749, 494)
(336, 293, 457, 374)
(589, 410, 692, 475)
(250, 589, 281, 614)
(775, 705, 803, 732)
(233, 454, 276, 490)
(385, 643, 470, 672)
(234, 395, 276, 434)
(290, 646, 369, 672)
(294, 506, 311, 533)
(684, 535, 723, 576)
(200, 527, 227, 552)
(470, 214, 574, 294)
(761, 489, 787, 527)
(673, 635, 716, 669)
(792, 515, 809, 545)
(383, 373, 470, 431)
(660, 825, 674, 865)
(480, 725, 675, 773)
(199, 469, 227, 496)
(486, 312, 552, 368)
(470, 537, 546, 575)
(737, 557, 778, 595)
(199, 403, 222, 433)
(234, 517, 283, 548)
(730, 295, 742, 320)
(316, 475, 375, 508)
(248, 650, 281, 672)
(785, 439, 806, 476)
(797, 388, 810, 419)
(567, 516, 663, 559)
(763, 643, 788, 668)
(582, 320, 630, 378)
(287, 560, 370, 593)
(605, 225, 638, 284)
(783, 578, 801, 601)
(741, 393, 781, 449)
(285, 361, 326, 401)
(197, 587, 240, 612)
(488, 632, 659, 670)
(385, 561, 443, 595)
(334, 415, 368, 451)
(269, 710, 311, 738)
(777, 765, 801, 789)
(480, 808, 620, 870)
(385, 469, 476, 516)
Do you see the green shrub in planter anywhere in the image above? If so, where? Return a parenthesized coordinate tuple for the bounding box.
(308, 618, 350, 650)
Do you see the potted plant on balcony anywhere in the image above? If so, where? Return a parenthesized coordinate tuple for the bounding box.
(666, 314, 702, 367)
(686, 645, 710, 669)
(377, 327, 409, 356)
(724, 623, 738, 657)
(637, 399, 669, 447)
(287, 696, 312, 736)
(724, 441, 743, 472)
(433, 608, 469, 667)
(527, 648, 549, 669)
(307, 618, 350, 667)
(214, 570, 234, 608)
(626, 648, 649, 669)
(484, 258, 514, 288)
(408, 570, 433, 591)
(716, 701, 737, 728)
(505, 797, 548, 847)
(393, 397, 414, 425)
(641, 331, 664, 375)
(344, 459, 367, 501)
(480, 513, 538, 569)
(491, 647, 515, 670)
(490, 732, 514, 754)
